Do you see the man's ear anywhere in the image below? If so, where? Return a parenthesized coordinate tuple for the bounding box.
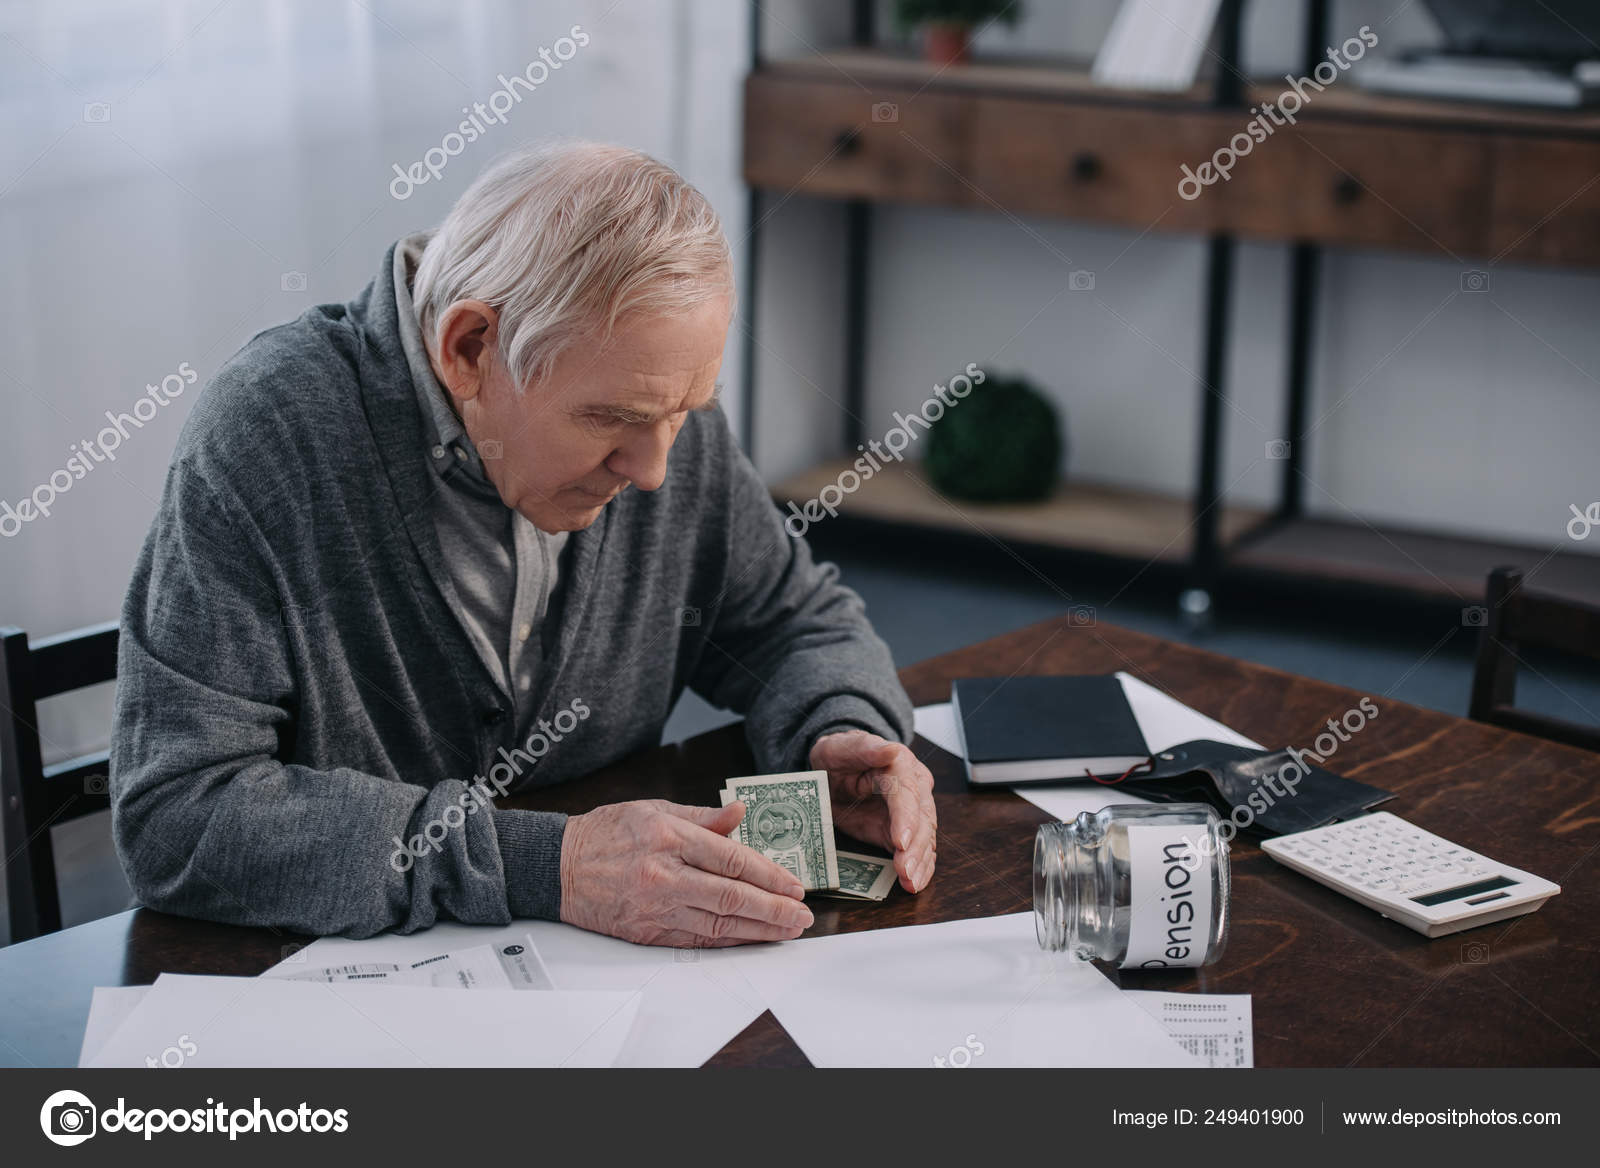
(429, 299, 500, 405)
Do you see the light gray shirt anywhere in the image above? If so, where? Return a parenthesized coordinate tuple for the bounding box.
(394, 233, 568, 739)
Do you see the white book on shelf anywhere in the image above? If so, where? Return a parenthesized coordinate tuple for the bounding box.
(1093, 0, 1226, 92)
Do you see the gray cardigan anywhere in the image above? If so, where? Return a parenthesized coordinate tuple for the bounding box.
(110, 240, 912, 938)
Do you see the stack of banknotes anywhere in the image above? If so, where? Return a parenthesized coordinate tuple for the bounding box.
(718, 770, 897, 901)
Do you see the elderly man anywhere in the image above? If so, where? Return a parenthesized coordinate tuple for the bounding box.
(111, 141, 937, 948)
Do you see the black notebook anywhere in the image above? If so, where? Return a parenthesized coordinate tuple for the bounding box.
(951, 674, 1150, 785)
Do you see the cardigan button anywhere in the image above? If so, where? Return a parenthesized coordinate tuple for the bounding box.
(482, 707, 507, 726)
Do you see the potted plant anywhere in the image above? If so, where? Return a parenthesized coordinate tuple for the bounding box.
(895, 0, 1023, 67)
(925, 374, 1063, 503)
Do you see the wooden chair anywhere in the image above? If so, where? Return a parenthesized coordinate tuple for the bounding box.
(1469, 568, 1600, 752)
(0, 622, 119, 942)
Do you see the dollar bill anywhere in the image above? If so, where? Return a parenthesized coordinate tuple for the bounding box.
(719, 770, 840, 892)
(812, 849, 897, 901)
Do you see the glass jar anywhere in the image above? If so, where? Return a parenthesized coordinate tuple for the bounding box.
(1034, 803, 1230, 968)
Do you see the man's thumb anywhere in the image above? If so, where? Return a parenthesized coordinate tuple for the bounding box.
(663, 799, 744, 832)
(814, 731, 898, 766)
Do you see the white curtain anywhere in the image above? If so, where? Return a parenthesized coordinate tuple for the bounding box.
(0, 0, 748, 939)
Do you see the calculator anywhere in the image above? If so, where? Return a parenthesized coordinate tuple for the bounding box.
(1260, 812, 1560, 937)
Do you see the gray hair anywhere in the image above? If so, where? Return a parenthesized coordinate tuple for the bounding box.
(412, 139, 732, 387)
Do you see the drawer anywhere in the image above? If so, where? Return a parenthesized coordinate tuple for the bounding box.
(1488, 134, 1600, 268)
(743, 74, 976, 208)
(970, 95, 1232, 235)
(1225, 120, 1493, 257)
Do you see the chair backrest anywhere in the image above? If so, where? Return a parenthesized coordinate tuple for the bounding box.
(0, 621, 119, 943)
(1469, 567, 1600, 752)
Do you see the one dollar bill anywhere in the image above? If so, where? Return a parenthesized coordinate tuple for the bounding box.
(719, 770, 840, 892)
(811, 849, 897, 901)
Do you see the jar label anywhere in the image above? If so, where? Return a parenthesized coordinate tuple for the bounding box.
(1124, 825, 1213, 968)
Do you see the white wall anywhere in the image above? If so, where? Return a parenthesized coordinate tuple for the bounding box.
(753, 0, 1600, 553)
(0, 0, 751, 765)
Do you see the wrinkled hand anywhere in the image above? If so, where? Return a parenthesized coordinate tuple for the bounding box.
(811, 730, 937, 893)
(559, 799, 813, 948)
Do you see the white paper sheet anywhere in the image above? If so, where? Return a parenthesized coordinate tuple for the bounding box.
(913, 701, 964, 757)
(83, 973, 640, 1068)
(1124, 991, 1254, 1068)
(1009, 782, 1156, 822)
(261, 920, 766, 1068)
(79, 985, 152, 1066)
(1116, 671, 1263, 753)
(721, 913, 1201, 1068)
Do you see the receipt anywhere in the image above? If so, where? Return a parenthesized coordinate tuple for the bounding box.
(271, 934, 555, 991)
(1123, 991, 1253, 1068)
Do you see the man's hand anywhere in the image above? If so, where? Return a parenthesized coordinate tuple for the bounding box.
(811, 730, 937, 893)
(559, 799, 813, 948)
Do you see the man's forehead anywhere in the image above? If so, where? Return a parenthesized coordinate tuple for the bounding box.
(551, 303, 728, 415)
(570, 376, 721, 418)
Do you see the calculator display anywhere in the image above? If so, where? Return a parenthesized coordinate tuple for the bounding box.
(1410, 875, 1516, 907)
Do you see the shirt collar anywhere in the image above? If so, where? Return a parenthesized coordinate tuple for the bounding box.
(393, 231, 500, 499)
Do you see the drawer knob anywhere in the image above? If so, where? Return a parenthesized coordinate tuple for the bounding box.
(1071, 151, 1102, 182)
(833, 127, 862, 156)
(1333, 174, 1363, 205)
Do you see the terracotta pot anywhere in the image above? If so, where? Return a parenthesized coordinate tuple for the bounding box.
(923, 22, 971, 67)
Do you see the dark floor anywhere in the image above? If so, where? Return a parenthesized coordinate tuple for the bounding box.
(664, 530, 1600, 743)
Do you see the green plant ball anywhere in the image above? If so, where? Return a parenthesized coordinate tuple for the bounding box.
(924, 375, 1063, 502)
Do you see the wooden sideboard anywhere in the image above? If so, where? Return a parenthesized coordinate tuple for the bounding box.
(742, 44, 1600, 614)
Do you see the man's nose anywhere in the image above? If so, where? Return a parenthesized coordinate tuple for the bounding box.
(608, 421, 673, 492)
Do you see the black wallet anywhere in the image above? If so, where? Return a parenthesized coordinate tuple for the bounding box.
(1111, 739, 1394, 837)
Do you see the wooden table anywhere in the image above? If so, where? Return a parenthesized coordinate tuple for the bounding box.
(3, 615, 1596, 1067)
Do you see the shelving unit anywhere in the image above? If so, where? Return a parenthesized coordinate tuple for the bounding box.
(772, 458, 1268, 563)
(741, 1, 1600, 616)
